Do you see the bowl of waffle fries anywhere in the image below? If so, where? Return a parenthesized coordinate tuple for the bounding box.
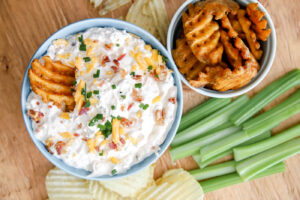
(21, 18, 183, 180)
(167, 0, 276, 97)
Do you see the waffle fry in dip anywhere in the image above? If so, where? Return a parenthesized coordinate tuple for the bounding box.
(173, 0, 271, 92)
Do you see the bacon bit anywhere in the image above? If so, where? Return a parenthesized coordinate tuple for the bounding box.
(113, 59, 120, 67)
(79, 107, 89, 115)
(132, 74, 142, 81)
(111, 66, 119, 73)
(28, 109, 44, 123)
(105, 43, 113, 50)
(73, 133, 80, 137)
(131, 89, 144, 102)
(36, 101, 40, 105)
(102, 56, 110, 66)
(48, 105, 52, 108)
(55, 141, 66, 155)
(155, 109, 165, 125)
(109, 142, 117, 150)
(99, 80, 105, 87)
(168, 97, 177, 104)
(127, 103, 134, 111)
(95, 146, 100, 152)
(117, 54, 126, 61)
(120, 137, 126, 144)
(77, 123, 82, 129)
(102, 117, 106, 122)
(121, 117, 135, 128)
(82, 137, 88, 142)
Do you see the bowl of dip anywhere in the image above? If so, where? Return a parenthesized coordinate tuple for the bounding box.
(167, 0, 276, 98)
(21, 18, 183, 180)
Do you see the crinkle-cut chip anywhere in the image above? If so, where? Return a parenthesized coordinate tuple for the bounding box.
(220, 30, 242, 68)
(88, 181, 121, 200)
(126, 0, 162, 43)
(228, 13, 245, 39)
(190, 64, 257, 91)
(246, 3, 271, 41)
(172, 36, 206, 80)
(99, 0, 131, 16)
(200, 0, 240, 20)
(182, 3, 223, 64)
(99, 165, 155, 198)
(29, 69, 72, 95)
(29, 57, 75, 110)
(46, 167, 93, 200)
(221, 15, 238, 38)
(43, 56, 75, 76)
(148, 0, 169, 45)
(31, 59, 75, 86)
(90, 0, 103, 8)
(137, 168, 204, 200)
(237, 9, 263, 60)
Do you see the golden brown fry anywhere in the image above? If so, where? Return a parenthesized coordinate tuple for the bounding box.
(221, 15, 238, 38)
(172, 36, 206, 80)
(228, 13, 245, 39)
(237, 9, 263, 60)
(31, 59, 75, 86)
(201, 0, 240, 20)
(246, 3, 271, 41)
(29, 57, 75, 110)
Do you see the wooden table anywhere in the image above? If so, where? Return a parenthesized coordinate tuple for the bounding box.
(0, 0, 299, 199)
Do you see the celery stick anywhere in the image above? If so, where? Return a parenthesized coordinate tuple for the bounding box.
(236, 138, 300, 181)
(234, 124, 300, 161)
(231, 69, 300, 126)
(243, 89, 300, 137)
(194, 131, 271, 168)
(200, 162, 285, 193)
(200, 130, 248, 162)
(178, 98, 231, 132)
(190, 161, 236, 180)
(172, 95, 249, 147)
(170, 124, 240, 161)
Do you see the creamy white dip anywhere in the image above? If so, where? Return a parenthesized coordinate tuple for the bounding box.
(26, 28, 177, 176)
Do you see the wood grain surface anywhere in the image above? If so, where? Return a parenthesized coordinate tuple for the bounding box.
(0, 0, 299, 199)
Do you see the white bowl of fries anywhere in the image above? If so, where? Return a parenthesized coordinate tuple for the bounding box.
(167, 0, 276, 98)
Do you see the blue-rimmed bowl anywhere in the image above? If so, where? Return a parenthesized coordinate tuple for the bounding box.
(167, 0, 276, 98)
(21, 18, 183, 180)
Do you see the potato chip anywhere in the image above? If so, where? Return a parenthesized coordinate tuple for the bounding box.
(137, 168, 204, 200)
(246, 3, 271, 41)
(99, 0, 131, 16)
(90, 0, 103, 8)
(148, 0, 169, 45)
(46, 168, 93, 200)
(88, 181, 121, 200)
(29, 57, 75, 110)
(99, 164, 155, 198)
(237, 9, 263, 60)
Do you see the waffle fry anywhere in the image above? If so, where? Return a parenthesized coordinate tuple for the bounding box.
(228, 13, 245, 39)
(172, 36, 206, 80)
(29, 57, 75, 110)
(246, 3, 271, 41)
(237, 9, 263, 60)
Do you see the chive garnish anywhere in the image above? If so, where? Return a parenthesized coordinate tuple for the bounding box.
(135, 83, 142, 88)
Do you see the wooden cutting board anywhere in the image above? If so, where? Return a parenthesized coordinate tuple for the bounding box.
(0, 0, 299, 199)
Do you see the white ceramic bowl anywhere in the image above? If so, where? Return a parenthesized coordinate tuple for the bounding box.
(167, 0, 276, 98)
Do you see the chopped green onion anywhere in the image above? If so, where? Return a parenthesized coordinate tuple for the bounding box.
(93, 90, 99, 94)
(84, 100, 90, 108)
(236, 138, 300, 181)
(234, 124, 300, 161)
(116, 43, 120, 47)
(83, 57, 91, 62)
(162, 56, 168, 62)
(172, 95, 249, 147)
(130, 72, 135, 76)
(155, 74, 159, 78)
(135, 83, 142, 88)
(78, 35, 83, 42)
(111, 169, 117, 175)
(177, 98, 231, 133)
(148, 65, 153, 72)
(200, 162, 285, 193)
(170, 123, 240, 161)
(121, 95, 126, 99)
(139, 103, 149, 110)
(79, 44, 86, 51)
(87, 91, 92, 98)
(112, 84, 116, 89)
(111, 105, 116, 110)
(243, 89, 300, 137)
(72, 80, 77, 86)
(230, 69, 300, 126)
(98, 120, 112, 138)
(88, 114, 103, 126)
(190, 161, 236, 181)
(93, 69, 100, 78)
(99, 151, 103, 156)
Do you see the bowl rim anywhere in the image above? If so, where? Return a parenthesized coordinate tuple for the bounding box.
(167, 0, 277, 98)
(21, 18, 183, 180)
